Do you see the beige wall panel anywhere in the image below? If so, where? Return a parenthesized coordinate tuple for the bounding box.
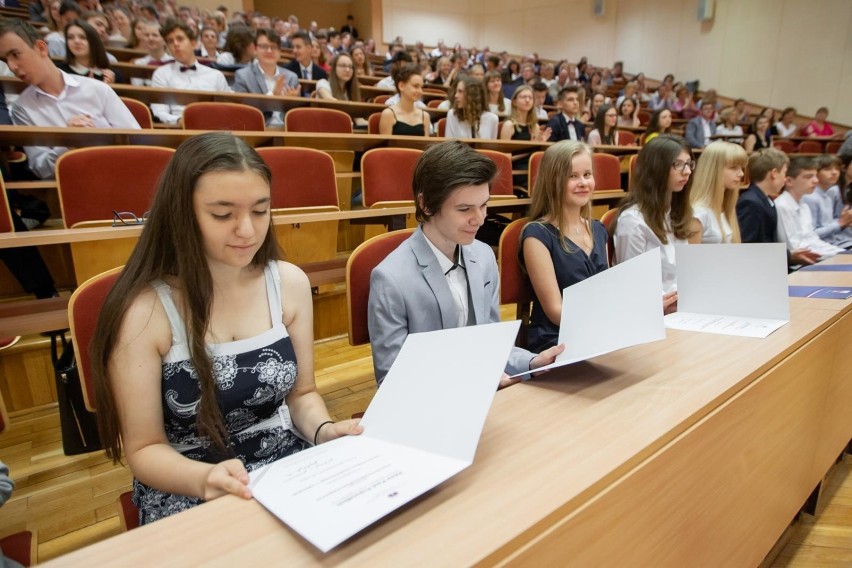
(251, 0, 351, 27)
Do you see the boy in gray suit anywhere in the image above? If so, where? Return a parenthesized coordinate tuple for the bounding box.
(232, 28, 299, 126)
(368, 141, 563, 386)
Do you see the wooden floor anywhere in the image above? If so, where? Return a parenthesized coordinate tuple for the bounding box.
(0, 330, 849, 565)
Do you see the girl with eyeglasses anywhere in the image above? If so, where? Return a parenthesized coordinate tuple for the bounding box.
(90, 133, 362, 526)
(316, 53, 360, 102)
(586, 104, 619, 146)
(689, 141, 747, 244)
(612, 135, 697, 313)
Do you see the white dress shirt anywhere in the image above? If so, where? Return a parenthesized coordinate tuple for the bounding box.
(131, 54, 174, 86)
(614, 204, 686, 293)
(774, 121, 797, 138)
(424, 237, 470, 328)
(775, 191, 844, 259)
(150, 60, 230, 124)
(445, 109, 499, 139)
(487, 98, 511, 116)
(693, 205, 732, 244)
(799, 186, 852, 248)
(375, 75, 395, 90)
(10, 70, 140, 179)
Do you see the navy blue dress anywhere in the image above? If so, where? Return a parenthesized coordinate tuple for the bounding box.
(133, 262, 307, 525)
(520, 220, 609, 351)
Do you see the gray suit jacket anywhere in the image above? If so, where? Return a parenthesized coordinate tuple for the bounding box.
(685, 116, 716, 148)
(367, 227, 533, 385)
(232, 64, 299, 123)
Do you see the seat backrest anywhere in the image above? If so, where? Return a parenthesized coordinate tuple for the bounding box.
(361, 148, 422, 206)
(0, 174, 13, 233)
(285, 108, 353, 133)
(120, 96, 153, 129)
(773, 139, 795, 154)
(427, 99, 442, 108)
(437, 117, 447, 137)
(628, 153, 639, 190)
(637, 110, 650, 126)
(528, 151, 545, 193)
(255, 147, 339, 209)
(183, 102, 265, 131)
(825, 141, 841, 154)
(498, 218, 531, 305)
(592, 153, 622, 191)
(346, 229, 415, 346)
(368, 112, 382, 134)
(0, 531, 34, 567)
(56, 146, 175, 228)
(477, 149, 514, 196)
(617, 130, 637, 146)
(68, 266, 123, 412)
(373, 94, 390, 105)
(797, 140, 822, 154)
(600, 208, 619, 266)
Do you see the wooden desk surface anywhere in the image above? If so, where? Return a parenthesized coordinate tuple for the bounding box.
(0, 77, 447, 122)
(0, 126, 557, 155)
(46, 276, 851, 565)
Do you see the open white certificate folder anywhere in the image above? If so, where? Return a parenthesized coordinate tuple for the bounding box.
(664, 243, 789, 338)
(249, 320, 521, 553)
(513, 248, 666, 377)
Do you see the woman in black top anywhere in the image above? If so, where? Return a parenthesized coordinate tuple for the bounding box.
(58, 20, 124, 83)
(744, 115, 771, 153)
(379, 64, 431, 136)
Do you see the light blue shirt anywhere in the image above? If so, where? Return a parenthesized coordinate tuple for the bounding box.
(801, 185, 852, 248)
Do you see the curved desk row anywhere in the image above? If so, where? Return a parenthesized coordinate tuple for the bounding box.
(47, 255, 852, 566)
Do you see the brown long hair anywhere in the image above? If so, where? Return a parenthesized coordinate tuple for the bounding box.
(329, 53, 360, 101)
(613, 134, 694, 243)
(91, 133, 278, 463)
(528, 141, 594, 254)
(456, 75, 487, 136)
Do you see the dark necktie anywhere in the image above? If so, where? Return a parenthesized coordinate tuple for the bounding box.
(180, 64, 196, 73)
(302, 68, 309, 80)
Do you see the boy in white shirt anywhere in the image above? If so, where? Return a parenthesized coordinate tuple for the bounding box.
(775, 157, 845, 260)
(800, 154, 852, 249)
(150, 19, 229, 125)
(131, 21, 173, 86)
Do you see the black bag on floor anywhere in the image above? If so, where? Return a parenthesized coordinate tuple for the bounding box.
(49, 332, 102, 455)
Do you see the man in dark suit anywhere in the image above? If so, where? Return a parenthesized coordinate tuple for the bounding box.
(737, 148, 819, 269)
(547, 86, 585, 142)
(284, 30, 326, 96)
(684, 101, 717, 148)
(233, 28, 299, 125)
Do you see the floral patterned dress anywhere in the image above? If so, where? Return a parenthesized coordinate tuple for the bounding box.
(133, 262, 307, 525)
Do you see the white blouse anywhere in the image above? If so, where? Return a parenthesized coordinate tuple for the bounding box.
(445, 109, 499, 139)
(693, 205, 733, 244)
(614, 205, 686, 293)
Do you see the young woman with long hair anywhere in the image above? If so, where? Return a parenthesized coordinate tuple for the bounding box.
(643, 108, 673, 145)
(744, 114, 771, 153)
(520, 141, 608, 351)
(90, 133, 361, 525)
(445, 75, 498, 139)
(499, 85, 550, 141)
(350, 45, 372, 76)
(316, 52, 361, 101)
(58, 19, 120, 83)
(617, 97, 639, 128)
(484, 70, 510, 116)
(612, 135, 697, 312)
(379, 63, 430, 136)
(689, 141, 747, 244)
(586, 103, 618, 146)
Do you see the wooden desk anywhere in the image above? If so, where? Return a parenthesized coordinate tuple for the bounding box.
(0, 126, 552, 155)
(0, 77, 448, 122)
(45, 265, 852, 565)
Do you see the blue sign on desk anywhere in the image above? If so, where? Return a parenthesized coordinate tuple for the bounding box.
(798, 264, 852, 272)
(788, 286, 852, 299)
